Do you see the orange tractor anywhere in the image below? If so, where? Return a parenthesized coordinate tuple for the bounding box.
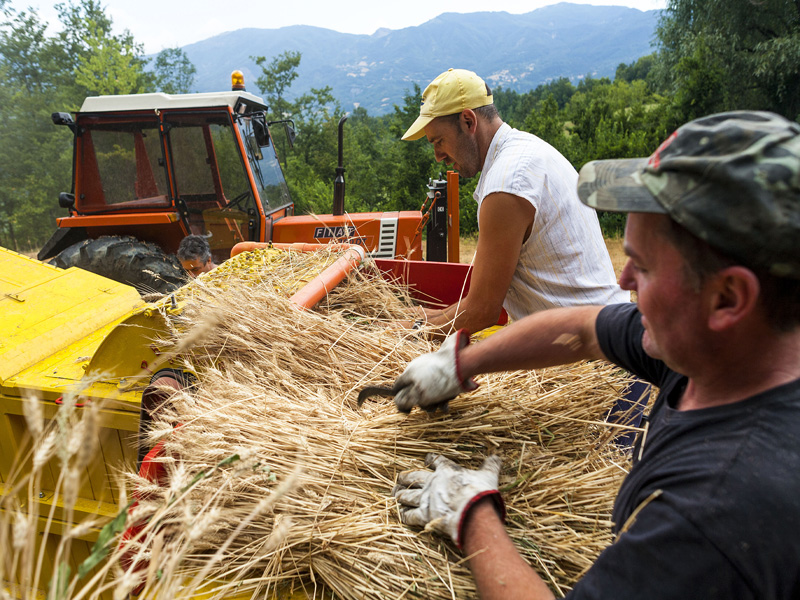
(38, 73, 460, 293)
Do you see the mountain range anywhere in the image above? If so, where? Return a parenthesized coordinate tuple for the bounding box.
(181, 2, 660, 115)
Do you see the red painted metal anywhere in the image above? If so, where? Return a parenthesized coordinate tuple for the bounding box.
(373, 258, 508, 325)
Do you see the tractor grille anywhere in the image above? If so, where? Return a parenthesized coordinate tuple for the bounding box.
(371, 216, 398, 258)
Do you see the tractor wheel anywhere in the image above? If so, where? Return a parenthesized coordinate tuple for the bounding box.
(51, 235, 187, 295)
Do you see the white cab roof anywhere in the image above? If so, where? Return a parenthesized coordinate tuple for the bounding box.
(80, 90, 268, 113)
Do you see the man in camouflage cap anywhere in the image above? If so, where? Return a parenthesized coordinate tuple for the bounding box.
(579, 110, 800, 279)
(389, 111, 800, 598)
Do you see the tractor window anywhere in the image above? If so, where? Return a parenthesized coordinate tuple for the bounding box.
(77, 120, 169, 210)
(210, 124, 253, 207)
(164, 113, 258, 253)
(167, 117, 253, 208)
(237, 116, 292, 211)
(169, 126, 212, 195)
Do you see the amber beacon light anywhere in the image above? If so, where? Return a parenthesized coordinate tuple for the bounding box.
(231, 70, 246, 91)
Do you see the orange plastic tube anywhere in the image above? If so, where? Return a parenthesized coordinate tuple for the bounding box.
(289, 245, 365, 310)
(229, 241, 366, 310)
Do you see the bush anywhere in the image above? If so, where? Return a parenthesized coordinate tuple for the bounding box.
(598, 211, 626, 238)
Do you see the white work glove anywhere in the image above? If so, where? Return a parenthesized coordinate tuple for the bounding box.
(393, 329, 478, 413)
(393, 453, 505, 549)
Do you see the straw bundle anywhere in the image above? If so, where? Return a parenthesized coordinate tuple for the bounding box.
(129, 248, 634, 599)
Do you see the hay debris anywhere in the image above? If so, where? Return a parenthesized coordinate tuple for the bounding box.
(131, 248, 634, 599)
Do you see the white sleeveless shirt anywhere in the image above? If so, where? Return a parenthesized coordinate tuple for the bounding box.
(474, 124, 629, 321)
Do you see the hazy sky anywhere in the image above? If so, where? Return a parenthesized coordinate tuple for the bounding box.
(19, 0, 667, 54)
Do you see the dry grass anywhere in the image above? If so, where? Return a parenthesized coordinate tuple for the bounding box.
(458, 235, 479, 263)
(128, 248, 634, 598)
(604, 237, 626, 279)
(2, 247, 636, 600)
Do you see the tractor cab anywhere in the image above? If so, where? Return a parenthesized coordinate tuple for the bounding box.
(41, 89, 294, 264)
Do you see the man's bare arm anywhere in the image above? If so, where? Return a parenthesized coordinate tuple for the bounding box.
(391, 305, 607, 413)
(459, 305, 607, 380)
(462, 498, 556, 600)
(421, 192, 535, 335)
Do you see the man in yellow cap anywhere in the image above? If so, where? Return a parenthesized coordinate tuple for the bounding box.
(402, 68, 627, 335)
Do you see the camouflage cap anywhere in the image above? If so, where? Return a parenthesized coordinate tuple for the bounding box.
(578, 110, 800, 279)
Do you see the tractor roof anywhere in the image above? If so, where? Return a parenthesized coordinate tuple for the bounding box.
(79, 91, 269, 114)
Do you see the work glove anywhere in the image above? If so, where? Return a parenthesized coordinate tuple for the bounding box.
(393, 453, 505, 549)
(393, 329, 478, 413)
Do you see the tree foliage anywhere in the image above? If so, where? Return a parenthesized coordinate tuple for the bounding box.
(153, 47, 196, 93)
(615, 53, 656, 87)
(73, 27, 149, 95)
(1, 0, 797, 250)
(250, 51, 439, 218)
(251, 50, 302, 122)
(0, 4, 77, 249)
(0, 0, 197, 250)
(655, 0, 800, 121)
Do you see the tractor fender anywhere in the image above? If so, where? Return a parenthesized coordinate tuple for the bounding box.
(37, 226, 88, 261)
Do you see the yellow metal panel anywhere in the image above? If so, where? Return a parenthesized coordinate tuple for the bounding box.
(0, 246, 341, 600)
(84, 309, 173, 384)
(0, 248, 144, 384)
(0, 246, 63, 291)
(0, 371, 142, 493)
(0, 402, 21, 484)
(95, 426, 138, 505)
(0, 321, 143, 404)
(0, 517, 113, 600)
(0, 396, 140, 522)
(34, 487, 122, 525)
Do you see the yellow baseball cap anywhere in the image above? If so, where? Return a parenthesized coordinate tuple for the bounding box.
(401, 68, 494, 141)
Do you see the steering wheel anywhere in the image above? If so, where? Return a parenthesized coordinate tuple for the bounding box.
(223, 191, 251, 211)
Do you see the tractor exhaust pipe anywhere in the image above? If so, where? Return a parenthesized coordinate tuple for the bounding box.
(332, 116, 347, 216)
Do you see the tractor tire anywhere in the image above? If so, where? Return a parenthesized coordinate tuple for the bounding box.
(51, 235, 187, 295)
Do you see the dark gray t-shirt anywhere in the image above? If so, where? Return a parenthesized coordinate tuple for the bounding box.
(566, 303, 800, 599)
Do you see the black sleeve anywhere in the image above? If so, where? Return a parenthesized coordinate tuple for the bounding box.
(595, 303, 673, 389)
(565, 494, 755, 600)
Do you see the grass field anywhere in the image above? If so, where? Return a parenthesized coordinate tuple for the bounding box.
(604, 237, 626, 278)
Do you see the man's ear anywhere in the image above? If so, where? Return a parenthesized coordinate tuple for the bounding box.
(707, 266, 761, 332)
(460, 109, 478, 134)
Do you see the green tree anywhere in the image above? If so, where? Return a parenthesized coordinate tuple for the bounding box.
(525, 94, 567, 151)
(250, 50, 301, 171)
(493, 78, 577, 128)
(655, 0, 800, 121)
(517, 76, 672, 235)
(251, 50, 301, 122)
(292, 86, 340, 168)
(55, 0, 151, 96)
(0, 6, 73, 249)
(250, 50, 348, 213)
(73, 23, 150, 95)
(544, 77, 578, 109)
(572, 80, 665, 161)
(388, 86, 438, 211)
(0, 0, 157, 250)
(615, 53, 657, 88)
(670, 36, 725, 123)
(153, 47, 196, 93)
